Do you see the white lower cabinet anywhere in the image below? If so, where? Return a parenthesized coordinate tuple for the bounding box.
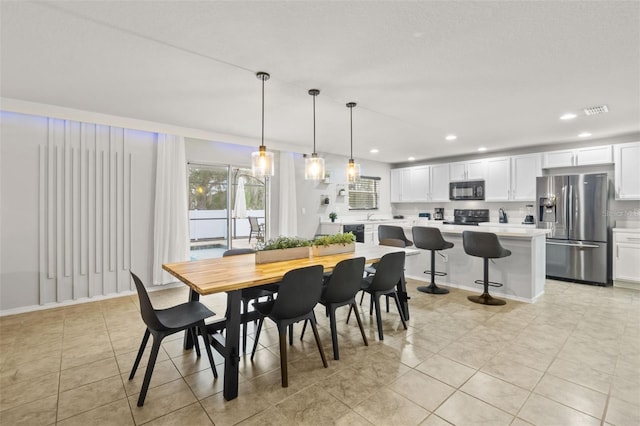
(613, 229, 640, 289)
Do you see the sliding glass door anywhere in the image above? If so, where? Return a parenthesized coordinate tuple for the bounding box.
(188, 164, 266, 260)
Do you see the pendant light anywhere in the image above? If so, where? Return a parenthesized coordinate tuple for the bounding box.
(346, 102, 360, 182)
(251, 71, 275, 176)
(304, 89, 325, 180)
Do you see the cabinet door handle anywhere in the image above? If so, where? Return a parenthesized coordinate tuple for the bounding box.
(617, 245, 619, 258)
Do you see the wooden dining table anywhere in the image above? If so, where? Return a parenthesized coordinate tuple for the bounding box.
(163, 243, 416, 401)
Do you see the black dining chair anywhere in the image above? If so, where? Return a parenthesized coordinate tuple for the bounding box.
(362, 238, 406, 313)
(300, 257, 368, 360)
(349, 251, 407, 340)
(129, 272, 217, 406)
(222, 249, 278, 354)
(250, 265, 327, 387)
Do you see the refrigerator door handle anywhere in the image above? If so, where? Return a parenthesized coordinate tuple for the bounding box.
(546, 241, 600, 249)
(568, 184, 573, 233)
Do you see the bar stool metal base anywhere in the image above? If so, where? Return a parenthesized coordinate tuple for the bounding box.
(467, 293, 506, 305)
(417, 283, 449, 294)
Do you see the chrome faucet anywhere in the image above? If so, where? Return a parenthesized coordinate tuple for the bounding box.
(367, 213, 374, 220)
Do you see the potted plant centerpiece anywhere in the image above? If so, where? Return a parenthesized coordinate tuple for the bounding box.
(329, 212, 338, 223)
(312, 232, 356, 257)
(255, 236, 312, 264)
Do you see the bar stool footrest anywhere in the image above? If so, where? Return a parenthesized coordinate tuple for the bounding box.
(474, 279, 503, 288)
(424, 270, 447, 277)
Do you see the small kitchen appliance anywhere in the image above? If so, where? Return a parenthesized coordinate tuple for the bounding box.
(499, 208, 508, 223)
(434, 208, 445, 220)
(523, 205, 535, 224)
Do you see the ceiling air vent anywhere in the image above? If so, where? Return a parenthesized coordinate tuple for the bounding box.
(583, 105, 609, 116)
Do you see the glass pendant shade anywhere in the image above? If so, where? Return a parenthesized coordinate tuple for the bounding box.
(252, 145, 274, 177)
(347, 158, 360, 182)
(252, 71, 275, 177)
(305, 153, 325, 180)
(346, 102, 360, 182)
(304, 89, 325, 180)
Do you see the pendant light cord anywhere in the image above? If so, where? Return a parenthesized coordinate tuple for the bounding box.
(350, 105, 353, 159)
(261, 75, 265, 148)
(313, 93, 316, 154)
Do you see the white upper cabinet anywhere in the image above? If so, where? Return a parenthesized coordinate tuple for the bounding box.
(449, 160, 486, 181)
(390, 169, 403, 203)
(543, 145, 612, 168)
(511, 154, 541, 201)
(485, 154, 541, 202)
(614, 142, 640, 200)
(430, 164, 450, 202)
(390, 165, 446, 203)
(404, 166, 430, 202)
(485, 157, 511, 201)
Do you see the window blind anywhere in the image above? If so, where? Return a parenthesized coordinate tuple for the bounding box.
(348, 176, 380, 210)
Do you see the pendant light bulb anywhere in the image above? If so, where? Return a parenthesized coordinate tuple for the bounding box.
(305, 89, 325, 180)
(346, 102, 360, 182)
(251, 71, 274, 177)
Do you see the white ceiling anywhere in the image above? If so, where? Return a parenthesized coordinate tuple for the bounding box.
(1, 1, 639, 163)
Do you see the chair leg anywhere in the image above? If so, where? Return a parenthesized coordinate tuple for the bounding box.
(278, 328, 288, 387)
(289, 324, 293, 345)
(129, 329, 150, 380)
(300, 318, 308, 340)
(351, 302, 368, 347)
(191, 328, 201, 357)
(199, 324, 218, 379)
(392, 292, 408, 330)
(310, 319, 328, 368)
(346, 303, 353, 324)
(250, 318, 264, 360)
(137, 334, 162, 407)
(386, 295, 390, 313)
(373, 293, 384, 340)
(328, 306, 339, 360)
(369, 293, 374, 316)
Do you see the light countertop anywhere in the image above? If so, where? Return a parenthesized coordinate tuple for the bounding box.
(613, 228, 640, 233)
(406, 222, 550, 238)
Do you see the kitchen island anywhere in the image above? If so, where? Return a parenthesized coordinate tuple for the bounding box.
(404, 222, 550, 303)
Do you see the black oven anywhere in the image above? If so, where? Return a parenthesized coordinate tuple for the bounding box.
(449, 180, 485, 200)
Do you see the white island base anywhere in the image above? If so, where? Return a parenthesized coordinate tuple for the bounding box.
(404, 224, 549, 303)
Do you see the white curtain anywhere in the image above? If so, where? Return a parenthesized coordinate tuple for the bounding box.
(153, 134, 190, 285)
(278, 152, 298, 237)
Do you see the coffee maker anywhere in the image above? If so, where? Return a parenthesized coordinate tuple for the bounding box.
(434, 208, 445, 221)
(523, 204, 535, 224)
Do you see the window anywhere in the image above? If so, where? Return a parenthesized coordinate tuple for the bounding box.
(348, 176, 380, 210)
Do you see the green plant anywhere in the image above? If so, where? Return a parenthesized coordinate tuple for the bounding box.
(255, 236, 312, 251)
(329, 212, 338, 220)
(313, 232, 356, 247)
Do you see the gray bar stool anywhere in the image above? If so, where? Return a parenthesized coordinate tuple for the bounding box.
(412, 226, 453, 295)
(462, 231, 511, 306)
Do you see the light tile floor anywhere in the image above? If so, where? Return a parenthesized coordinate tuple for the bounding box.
(0, 278, 638, 425)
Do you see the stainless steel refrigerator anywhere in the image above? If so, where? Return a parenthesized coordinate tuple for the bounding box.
(536, 173, 609, 285)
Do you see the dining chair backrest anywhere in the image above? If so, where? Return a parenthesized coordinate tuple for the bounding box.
(131, 272, 165, 331)
(462, 231, 511, 259)
(378, 225, 412, 246)
(369, 251, 406, 292)
(248, 216, 261, 231)
(322, 257, 366, 303)
(270, 265, 324, 319)
(223, 248, 256, 257)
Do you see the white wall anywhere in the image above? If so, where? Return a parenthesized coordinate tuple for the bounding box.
(0, 111, 157, 313)
(293, 153, 392, 239)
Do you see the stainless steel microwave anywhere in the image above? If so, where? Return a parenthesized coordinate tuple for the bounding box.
(449, 180, 485, 200)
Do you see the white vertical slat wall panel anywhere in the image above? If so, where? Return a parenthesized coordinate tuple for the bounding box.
(38, 119, 133, 304)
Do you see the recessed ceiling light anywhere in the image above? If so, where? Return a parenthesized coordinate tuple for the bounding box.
(560, 113, 577, 120)
(445, 134, 457, 141)
(578, 132, 592, 138)
(478, 147, 487, 152)
(408, 157, 415, 161)
(370, 148, 379, 154)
